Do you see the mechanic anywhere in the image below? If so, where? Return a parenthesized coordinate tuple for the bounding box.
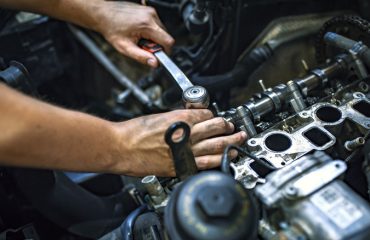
(0, 0, 247, 177)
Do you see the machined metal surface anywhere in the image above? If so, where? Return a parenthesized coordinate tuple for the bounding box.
(182, 85, 210, 109)
(288, 182, 370, 240)
(141, 175, 167, 205)
(345, 137, 366, 151)
(226, 57, 347, 126)
(255, 151, 332, 206)
(155, 51, 194, 92)
(232, 92, 370, 188)
(287, 80, 307, 112)
(255, 152, 370, 240)
(250, 93, 369, 167)
(154, 49, 209, 109)
(235, 106, 257, 137)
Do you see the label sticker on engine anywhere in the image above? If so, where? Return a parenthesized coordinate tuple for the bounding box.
(310, 185, 363, 229)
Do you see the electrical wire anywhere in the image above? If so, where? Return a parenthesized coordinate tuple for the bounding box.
(221, 144, 276, 175)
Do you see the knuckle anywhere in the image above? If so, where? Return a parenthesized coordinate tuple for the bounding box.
(146, 7, 157, 16)
(195, 109, 211, 117)
(139, 16, 153, 27)
(215, 117, 228, 129)
(197, 157, 209, 169)
(214, 140, 226, 152)
(173, 109, 184, 117)
(204, 109, 214, 117)
(229, 150, 238, 158)
(167, 37, 175, 46)
(137, 20, 149, 29)
(175, 110, 191, 122)
(236, 133, 245, 143)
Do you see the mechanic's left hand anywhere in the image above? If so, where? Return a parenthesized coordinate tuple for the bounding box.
(95, 1, 174, 68)
(111, 109, 247, 177)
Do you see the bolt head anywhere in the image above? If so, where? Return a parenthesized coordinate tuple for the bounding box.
(197, 186, 236, 218)
(285, 186, 298, 198)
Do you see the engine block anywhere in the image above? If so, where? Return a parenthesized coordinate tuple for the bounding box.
(232, 89, 370, 188)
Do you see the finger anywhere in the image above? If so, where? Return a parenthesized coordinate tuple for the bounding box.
(182, 109, 214, 125)
(191, 149, 239, 170)
(152, 14, 166, 31)
(195, 154, 223, 170)
(191, 117, 234, 144)
(142, 26, 175, 54)
(192, 131, 247, 156)
(151, 16, 173, 53)
(228, 149, 239, 159)
(114, 39, 159, 67)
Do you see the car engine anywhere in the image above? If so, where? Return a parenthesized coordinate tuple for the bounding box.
(1, 0, 370, 239)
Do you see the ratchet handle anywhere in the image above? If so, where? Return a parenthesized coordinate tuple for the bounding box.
(138, 39, 163, 53)
(165, 122, 198, 180)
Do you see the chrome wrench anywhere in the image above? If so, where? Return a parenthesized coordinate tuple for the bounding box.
(139, 39, 209, 109)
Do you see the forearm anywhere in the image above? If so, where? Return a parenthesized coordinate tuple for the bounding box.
(0, 83, 122, 173)
(0, 0, 102, 31)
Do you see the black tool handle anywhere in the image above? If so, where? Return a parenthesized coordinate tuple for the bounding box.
(165, 122, 198, 180)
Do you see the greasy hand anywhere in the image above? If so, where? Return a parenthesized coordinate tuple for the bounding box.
(113, 110, 247, 177)
(96, 1, 174, 67)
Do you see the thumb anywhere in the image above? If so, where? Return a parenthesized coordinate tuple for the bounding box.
(116, 39, 159, 67)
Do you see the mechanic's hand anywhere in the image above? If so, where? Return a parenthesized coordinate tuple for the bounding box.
(96, 1, 174, 68)
(113, 110, 247, 177)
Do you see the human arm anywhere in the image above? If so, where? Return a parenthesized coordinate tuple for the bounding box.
(0, 0, 174, 67)
(0, 83, 246, 176)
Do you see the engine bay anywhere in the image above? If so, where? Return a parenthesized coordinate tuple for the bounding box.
(1, 0, 370, 239)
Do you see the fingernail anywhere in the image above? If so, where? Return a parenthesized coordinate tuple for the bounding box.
(147, 58, 156, 67)
(241, 131, 248, 139)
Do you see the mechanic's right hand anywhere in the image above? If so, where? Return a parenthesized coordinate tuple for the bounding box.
(95, 1, 174, 68)
(111, 110, 247, 177)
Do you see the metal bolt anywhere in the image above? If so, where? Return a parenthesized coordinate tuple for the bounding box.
(236, 106, 257, 137)
(142, 175, 167, 204)
(359, 82, 369, 92)
(354, 92, 365, 98)
(284, 186, 298, 198)
(259, 79, 267, 91)
(212, 102, 221, 115)
(301, 112, 308, 117)
(345, 137, 365, 151)
(301, 59, 309, 72)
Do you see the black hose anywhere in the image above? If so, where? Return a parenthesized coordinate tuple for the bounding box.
(230, 0, 242, 65)
(221, 144, 275, 175)
(363, 137, 370, 200)
(191, 45, 273, 91)
(146, 0, 179, 9)
(120, 205, 149, 240)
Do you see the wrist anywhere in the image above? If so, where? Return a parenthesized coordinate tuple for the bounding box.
(51, 0, 104, 32)
(105, 121, 132, 175)
(91, 0, 113, 36)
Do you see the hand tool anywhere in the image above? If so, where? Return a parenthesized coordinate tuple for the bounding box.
(139, 39, 209, 109)
(165, 121, 198, 180)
